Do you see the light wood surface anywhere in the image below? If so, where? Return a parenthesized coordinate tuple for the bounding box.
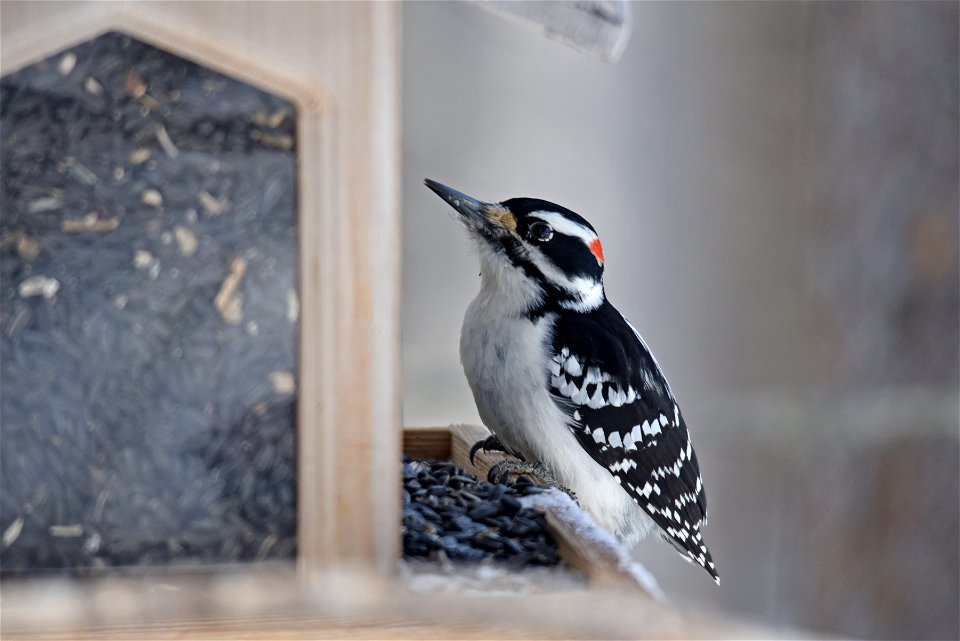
(449, 423, 513, 477)
(0, 567, 783, 640)
(1, 0, 402, 576)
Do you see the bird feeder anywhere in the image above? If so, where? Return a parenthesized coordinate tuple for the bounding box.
(1, 3, 771, 639)
(3, 0, 399, 603)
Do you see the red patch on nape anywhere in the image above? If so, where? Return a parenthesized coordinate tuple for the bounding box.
(589, 237, 605, 265)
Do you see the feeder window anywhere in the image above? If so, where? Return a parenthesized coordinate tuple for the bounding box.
(0, 32, 299, 575)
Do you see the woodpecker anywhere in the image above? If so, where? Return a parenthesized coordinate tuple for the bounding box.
(425, 179, 718, 584)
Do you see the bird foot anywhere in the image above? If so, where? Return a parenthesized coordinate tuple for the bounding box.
(487, 460, 578, 502)
(469, 434, 521, 465)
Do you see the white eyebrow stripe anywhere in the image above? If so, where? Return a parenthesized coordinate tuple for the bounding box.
(527, 211, 597, 245)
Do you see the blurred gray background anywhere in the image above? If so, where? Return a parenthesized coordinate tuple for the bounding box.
(402, 2, 959, 639)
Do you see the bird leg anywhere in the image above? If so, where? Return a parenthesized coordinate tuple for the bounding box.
(487, 460, 578, 502)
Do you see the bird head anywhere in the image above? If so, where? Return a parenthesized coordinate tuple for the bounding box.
(425, 179, 605, 314)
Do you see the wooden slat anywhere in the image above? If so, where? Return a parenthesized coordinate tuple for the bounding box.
(402, 427, 453, 460)
(542, 508, 650, 591)
(449, 423, 510, 478)
(0, 569, 784, 640)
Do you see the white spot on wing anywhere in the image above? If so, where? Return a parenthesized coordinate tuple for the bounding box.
(610, 387, 625, 407)
(571, 383, 590, 405)
(587, 384, 605, 409)
(642, 420, 661, 437)
(563, 355, 582, 377)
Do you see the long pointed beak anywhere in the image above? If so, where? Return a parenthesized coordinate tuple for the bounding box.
(424, 179, 516, 235)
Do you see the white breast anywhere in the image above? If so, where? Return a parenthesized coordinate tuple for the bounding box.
(458, 249, 655, 544)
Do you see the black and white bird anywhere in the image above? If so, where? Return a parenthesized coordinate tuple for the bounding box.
(425, 179, 718, 584)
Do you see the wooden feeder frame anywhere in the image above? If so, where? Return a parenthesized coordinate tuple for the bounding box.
(1, 0, 402, 580)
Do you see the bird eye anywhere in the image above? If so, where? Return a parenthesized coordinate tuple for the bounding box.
(526, 221, 554, 243)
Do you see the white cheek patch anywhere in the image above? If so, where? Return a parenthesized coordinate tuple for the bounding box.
(560, 278, 603, 312)
(522, 245, 603, 312)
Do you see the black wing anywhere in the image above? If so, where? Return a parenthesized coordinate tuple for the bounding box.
(548, 301, 718, 583)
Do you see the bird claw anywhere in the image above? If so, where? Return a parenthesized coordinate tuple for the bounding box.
(469, 434, 511, 466)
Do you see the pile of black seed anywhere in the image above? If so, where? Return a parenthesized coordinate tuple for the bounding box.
(0, 32, 297, 576)
(402, 456, 561, 567)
